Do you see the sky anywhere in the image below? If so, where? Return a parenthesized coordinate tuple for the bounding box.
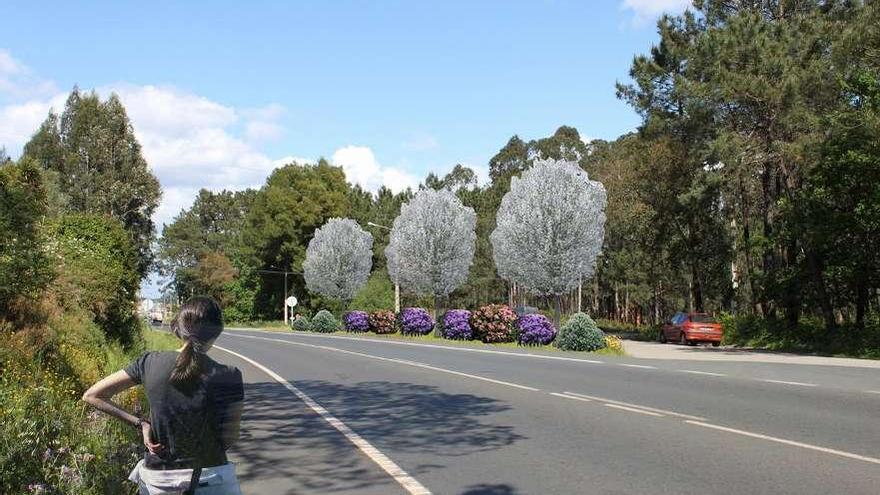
(1, 0, 691, 296)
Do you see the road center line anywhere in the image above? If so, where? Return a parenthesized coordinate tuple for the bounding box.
(618, 363, 657, 369)
(603, 403, 664, 417)
(865, 390, 880, 395)
(227, 333, 540, 392)
(213, 345, 432, 495)
(229, 328, 607, 364)
(761, 379, 818, 387)
(562, 391, 706, 421)
(677, 369, 727, 377)
(551, 392, 592, 402)
(684, 420, 880, 466)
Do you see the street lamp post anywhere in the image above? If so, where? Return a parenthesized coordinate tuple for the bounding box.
(366, 222, 400, 313)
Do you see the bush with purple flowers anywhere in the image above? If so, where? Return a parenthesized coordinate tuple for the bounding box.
(369, 310, 397, 334)
(343, 311, 370, 332)
(471, 304, 518, 343)
(400, 307, 435, 335)
(442, 310, 472, 340)
(517, 314, 556, 345)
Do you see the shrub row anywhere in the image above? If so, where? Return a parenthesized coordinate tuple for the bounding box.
(291, 305, 609, 352)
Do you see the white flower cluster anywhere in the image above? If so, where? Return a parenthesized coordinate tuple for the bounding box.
(386, 189, 476, 298)
(303, 218, 373, 300)
(491, 159, 607, 296)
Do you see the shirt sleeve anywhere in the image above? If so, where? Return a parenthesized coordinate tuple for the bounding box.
(124, 352, 150, 384)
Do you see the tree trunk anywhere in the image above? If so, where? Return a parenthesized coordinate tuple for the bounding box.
(554, 295, 562, 328)
(855, 274, 868, 330)
(806, 249, 835, 331)
(433, 294, 442, 336)
(691, 265, 704, 313)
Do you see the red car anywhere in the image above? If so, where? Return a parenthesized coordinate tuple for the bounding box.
(659, 312, 722, 346)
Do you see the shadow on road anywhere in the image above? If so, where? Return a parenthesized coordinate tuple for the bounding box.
(229, 380, 524, 494)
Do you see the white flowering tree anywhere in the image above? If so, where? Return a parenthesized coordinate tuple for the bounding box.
(490, 159, 607, 323)
(385, 189, 476, 322)
(303, 218, 373, 302)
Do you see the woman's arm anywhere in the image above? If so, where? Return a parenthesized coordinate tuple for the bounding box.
(82, 370, 163, 454)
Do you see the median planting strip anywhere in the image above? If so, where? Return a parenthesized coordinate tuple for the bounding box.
(221, 334, 880, 470)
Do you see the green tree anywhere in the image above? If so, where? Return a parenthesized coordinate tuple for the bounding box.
(22, 89, 161, 277)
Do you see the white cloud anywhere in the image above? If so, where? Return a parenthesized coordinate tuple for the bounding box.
(0, 49, 58, 102)
(621, 0, 690, 24)
(331, 145, 418, 194)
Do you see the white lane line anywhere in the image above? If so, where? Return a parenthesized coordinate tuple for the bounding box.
(228, 333, 539, 392)
(214, 345, 432, 495)
(684, 420, 880, 466)
(761, 379, 817, 387)
(677, 369, 727, 377)
(865, 390, 880, 395)
(551, 392, 592, 402)
(562, 391, 706, 421)
(604, 403, 664, 417)
(229, 328, 606, 364)
(618, 363, 657, 370)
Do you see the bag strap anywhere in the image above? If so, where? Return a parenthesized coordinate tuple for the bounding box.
(183, 466, 203, 495)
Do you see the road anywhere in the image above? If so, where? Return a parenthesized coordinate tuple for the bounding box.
(210, 329, 880, 495)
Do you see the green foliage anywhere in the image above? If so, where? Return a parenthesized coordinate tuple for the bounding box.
(291, 315, 313, 332)
(50, 214, 140, 345)
(349, 270, 395, 312)
(0, 159, 54, 322)
(310, 310, 339, 333)
(557, 313, 607, 352)
(23, 89, 160, 277)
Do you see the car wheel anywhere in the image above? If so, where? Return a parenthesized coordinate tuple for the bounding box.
(659, 330, 667, 344)
(712, 341, 720, 347)
(679, 332, 689, 345)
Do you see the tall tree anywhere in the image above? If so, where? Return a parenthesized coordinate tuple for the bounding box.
(303, 218, 373, 302)
(22, 89, 161, 277)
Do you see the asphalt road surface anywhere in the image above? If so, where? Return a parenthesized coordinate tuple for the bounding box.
(211, 329, 880, 495)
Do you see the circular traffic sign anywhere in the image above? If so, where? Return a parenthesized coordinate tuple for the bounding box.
(285, 296, 298, 307)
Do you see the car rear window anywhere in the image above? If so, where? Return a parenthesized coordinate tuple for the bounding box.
(691, 314, 718, 323)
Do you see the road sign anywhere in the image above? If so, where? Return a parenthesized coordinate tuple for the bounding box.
(286, 296, 298, 307)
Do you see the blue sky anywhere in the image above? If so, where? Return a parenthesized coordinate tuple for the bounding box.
(1, 0, 690, 296)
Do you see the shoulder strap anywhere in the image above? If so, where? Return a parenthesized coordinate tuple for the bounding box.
(183, 467, 202, 495)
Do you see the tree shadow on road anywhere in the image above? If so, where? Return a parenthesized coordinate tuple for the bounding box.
(229, 380, 525, 494)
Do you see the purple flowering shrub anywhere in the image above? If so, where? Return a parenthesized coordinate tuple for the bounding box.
(471, 304, 518, 343)
(400, 307, 434, 335)
(442, 310, 472, 340)
(517, 314, 556, 346)
(369, 310, 397, 334)
(343, 311, 370, 332)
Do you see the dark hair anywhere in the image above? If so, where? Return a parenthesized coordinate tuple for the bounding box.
(170, 296, 224, 386)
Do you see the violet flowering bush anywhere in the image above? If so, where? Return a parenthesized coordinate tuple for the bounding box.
(517, 314, 556, 346)
(400, 307, 435, 335)
(442, 310, 472, 340)
(343, 311, 370, 332)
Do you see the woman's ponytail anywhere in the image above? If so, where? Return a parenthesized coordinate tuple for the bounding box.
(168, 296, 224, 387)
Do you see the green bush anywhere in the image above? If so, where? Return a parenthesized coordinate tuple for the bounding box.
(557, 313, 607, 351)
(311, 310, 339, 333)
(291, 315, 312, 332)
(349, 270, 395, 313)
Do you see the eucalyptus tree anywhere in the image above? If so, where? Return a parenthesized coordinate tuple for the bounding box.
(490, 159, 607, 324)
(303, 218, 373, 303)
(385, 189, 476, 321)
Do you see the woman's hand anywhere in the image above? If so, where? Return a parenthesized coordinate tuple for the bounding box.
(140, 420, 164, 454)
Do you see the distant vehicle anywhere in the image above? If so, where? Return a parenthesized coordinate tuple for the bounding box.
(659, 312, 722, 346)
(149, 310, 164, 326)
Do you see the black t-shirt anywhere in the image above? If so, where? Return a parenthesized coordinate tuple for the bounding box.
(125, 351, 244, 468)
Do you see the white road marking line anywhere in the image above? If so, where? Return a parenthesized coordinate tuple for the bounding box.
(677, 369, 727, 377)
(228, 333, 540, 392)
(865, 390, 880, 395)
(562, 391, 706, 421)
(551, 392, 592, 402)
(214, 345, 432, 495)
(684, 420, 880, 466)
(618, 363, 657, 369)
(603, 403, 664, 417)
(229, 327, 607, 364)
(761, 379, 817, 387)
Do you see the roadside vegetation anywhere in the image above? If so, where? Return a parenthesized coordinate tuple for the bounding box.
(0, 91, 174, 494)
